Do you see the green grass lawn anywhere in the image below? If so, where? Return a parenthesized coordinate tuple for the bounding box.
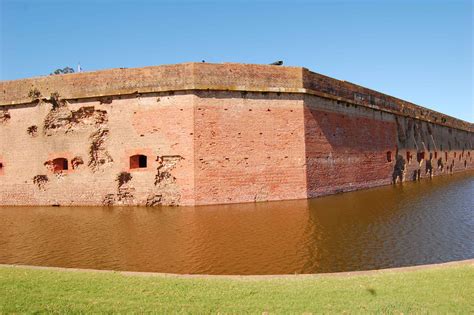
(1, 264, 473, 313)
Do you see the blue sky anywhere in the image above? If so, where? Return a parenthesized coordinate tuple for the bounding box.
(1, 0, 472, 121)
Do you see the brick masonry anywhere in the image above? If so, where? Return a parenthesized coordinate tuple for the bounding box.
(0, 63, 472, 206)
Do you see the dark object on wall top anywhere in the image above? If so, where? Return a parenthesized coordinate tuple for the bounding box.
(270, 60, 283, 66)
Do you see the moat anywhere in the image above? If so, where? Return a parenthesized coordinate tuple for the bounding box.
(1, 171, 473, 275)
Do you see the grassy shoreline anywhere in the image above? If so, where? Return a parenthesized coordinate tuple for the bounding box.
(1, 263, 473, 313)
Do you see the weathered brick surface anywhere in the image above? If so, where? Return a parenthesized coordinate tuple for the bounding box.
(394, 116, 473, 181)
(2, 63, 470, 133)
(0, 63, 302, 106)
(304, 96, 396, 197)
(193, 91, 307, 205)
(0, 93, 195, 206)
(302, 69, 471, 132)
(0, 64, 194, 106)
(0, 63, 472, 206)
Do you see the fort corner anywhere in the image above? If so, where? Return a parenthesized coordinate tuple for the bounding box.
(0, 62, 472, 206)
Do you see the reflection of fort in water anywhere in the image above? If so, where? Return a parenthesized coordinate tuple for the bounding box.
(0, 63, 473, 207)
(1, 172, 473, 275)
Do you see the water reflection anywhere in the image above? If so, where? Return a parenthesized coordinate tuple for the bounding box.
(0, 171, 473, 275)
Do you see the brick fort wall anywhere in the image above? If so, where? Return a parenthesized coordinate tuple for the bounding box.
(0, 63, 472, 206)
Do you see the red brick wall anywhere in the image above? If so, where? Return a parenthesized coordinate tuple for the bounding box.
(0, 90, 472, 206)
(304, 97, 396, 197)
(302, 69, 471, 132)
(0, 93, 195, 206)
(193, 91, 307, 205)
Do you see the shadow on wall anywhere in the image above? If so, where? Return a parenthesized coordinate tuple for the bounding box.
(303, 100, 395, 198)
(395, 116, 473, 181)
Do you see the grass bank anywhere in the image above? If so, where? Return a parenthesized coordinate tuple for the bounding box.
(1, 263, 473, 313)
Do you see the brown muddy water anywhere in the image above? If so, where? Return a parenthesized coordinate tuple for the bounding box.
(1, 172, 473, 275)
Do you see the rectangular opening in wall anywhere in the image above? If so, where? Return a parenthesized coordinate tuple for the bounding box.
(139, 155, 147, 168)
(130, 154, 147, 169)
(52, 158, 68, 172)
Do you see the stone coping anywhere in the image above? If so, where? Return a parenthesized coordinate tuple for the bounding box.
(1, 258, 472, 279)
(1, 62, 472, 132)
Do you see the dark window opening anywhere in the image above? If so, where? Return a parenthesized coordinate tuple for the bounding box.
(0, 162, 3, 169)
(139, 155, 147, 167)
(52, 158, 68, 172)
(434, 151, 438, 159)
(130, 154, 147, 169)
(417, 152, 425, 163)
(445, 152, 448, 162)
(386, 151, 392, 162)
